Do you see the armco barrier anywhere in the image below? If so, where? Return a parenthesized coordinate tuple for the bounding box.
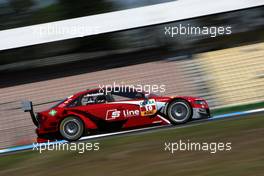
(0, 0, 263, 50)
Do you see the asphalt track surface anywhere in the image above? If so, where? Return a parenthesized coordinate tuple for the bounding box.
(1, 108, 263, 155)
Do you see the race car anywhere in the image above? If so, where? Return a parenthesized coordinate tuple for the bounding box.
(22, 87, 210, 142)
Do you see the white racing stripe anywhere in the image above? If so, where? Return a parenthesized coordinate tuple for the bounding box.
(157, 114, 171, 124)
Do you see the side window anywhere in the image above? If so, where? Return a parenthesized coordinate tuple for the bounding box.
(67, 91, 107, 107)
(67, 99, 79, 107)
(80, 92, 106, 105)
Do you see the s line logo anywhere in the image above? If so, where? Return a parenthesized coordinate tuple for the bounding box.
(106, 109, 121, 120)
(106, 109, 140, 120)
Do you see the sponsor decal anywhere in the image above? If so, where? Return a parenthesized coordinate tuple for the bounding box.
(106, 99, 158, 120)
(123, 109, 140, 117)
(139, 99, 157, 116)
(85, 93, 104, 97)
(106, 109, 120, 120)
(106, 109, 140, 120)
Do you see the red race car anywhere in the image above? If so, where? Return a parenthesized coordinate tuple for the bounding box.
(22, 87, 210, 141)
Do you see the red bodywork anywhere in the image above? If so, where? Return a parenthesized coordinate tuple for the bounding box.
(33, 88, 210, 141)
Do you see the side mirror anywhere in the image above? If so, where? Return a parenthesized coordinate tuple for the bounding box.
(21, 101, 33, 112)
(142, 94, 150, 105)
(144, 93, 150, 100)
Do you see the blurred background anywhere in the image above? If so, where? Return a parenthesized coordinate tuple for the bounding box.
(0, 0, 263, 148)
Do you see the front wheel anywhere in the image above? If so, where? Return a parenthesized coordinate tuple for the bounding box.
(167, 100, 192, 124)
(59, 116, 84, 141)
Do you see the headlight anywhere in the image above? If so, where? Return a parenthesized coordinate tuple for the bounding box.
(195, 100, 206, 105)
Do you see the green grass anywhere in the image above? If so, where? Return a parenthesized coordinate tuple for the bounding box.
(0, 114, 264, 176)
(211, 101, 264, 116)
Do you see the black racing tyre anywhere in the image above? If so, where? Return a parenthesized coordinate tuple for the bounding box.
(167, 100, 192, 124)
(59, 116, 84, 141)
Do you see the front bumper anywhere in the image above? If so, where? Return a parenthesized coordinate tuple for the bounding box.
(36, 132, 62, 143)
(192, 108, 211, 119)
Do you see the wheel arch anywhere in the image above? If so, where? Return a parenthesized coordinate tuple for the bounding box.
(164, 98, 193, 116)
(58, 111, 98, 131)
(59, 115, 85, 141)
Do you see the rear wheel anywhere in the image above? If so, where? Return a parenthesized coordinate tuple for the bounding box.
(167, 100, 192, 124)
(59, 116, 84, 141)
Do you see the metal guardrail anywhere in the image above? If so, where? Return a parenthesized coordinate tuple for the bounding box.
(0, 0, 263, 50)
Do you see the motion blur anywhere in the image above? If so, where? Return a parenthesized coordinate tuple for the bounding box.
(0, 0, 263, 170)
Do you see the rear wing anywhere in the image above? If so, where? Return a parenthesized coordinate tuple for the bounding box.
(21, 100, 38, 126)
(21, 100, 33, 112)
